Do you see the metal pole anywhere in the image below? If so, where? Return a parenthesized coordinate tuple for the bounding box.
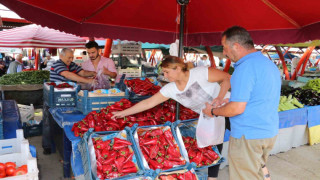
(178, 3, 185, 58)
(176, 0, 189, 121)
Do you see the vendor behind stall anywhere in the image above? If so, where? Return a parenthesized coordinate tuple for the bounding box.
(50, 48, 96, 83)
(81, 41, 117, 89)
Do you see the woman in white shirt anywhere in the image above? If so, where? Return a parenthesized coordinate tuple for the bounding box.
(113, 56, 231, 180)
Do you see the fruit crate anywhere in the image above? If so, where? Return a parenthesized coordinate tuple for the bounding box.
(43, 82, 80, 107)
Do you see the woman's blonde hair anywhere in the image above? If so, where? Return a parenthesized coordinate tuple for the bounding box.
(160, 56, 191, 72)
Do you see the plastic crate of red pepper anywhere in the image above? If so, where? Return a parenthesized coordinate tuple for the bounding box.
(124, 78, 161, 102)
(131, 122, 189, 172)
(154, 163, 199, 180)
(171, 120, 224, 170)
(43, 82, 80, 107)
(78, 128, 147, 180)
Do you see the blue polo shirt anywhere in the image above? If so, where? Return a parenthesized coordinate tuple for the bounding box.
(230, 51, 281, 139)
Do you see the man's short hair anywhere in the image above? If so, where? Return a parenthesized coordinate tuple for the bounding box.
(222, 26, 254, 49)
(60, 48, 73, 57)
(202, 55, 207, 58)
(85, 41, 99, 50)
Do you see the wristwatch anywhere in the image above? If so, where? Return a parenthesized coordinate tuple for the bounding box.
(211, 108, 216, 117)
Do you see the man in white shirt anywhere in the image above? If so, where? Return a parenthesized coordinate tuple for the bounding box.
(197, 55, 211, 67)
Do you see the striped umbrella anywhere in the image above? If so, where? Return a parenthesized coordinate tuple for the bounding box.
(0, 24, 85, 48)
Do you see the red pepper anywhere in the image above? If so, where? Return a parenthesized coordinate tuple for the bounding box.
(156, 156, 165, 164)
(114, 138, 132, 146)
(78, 124, 89, 132)
(95, 140, 107, 149)
(94, 126, 102, 132)
(149, 159, 163, 170)
(141, 138, 158, 146)
(123, 152, 134, 164)
(113, 143, 129, 150)
(207, 149, 219, 161)
(106, 121, 121, 129)
(96, 160, 103, 171)
(102, 164, 112, 174)
(122, 161, 135, 169)
(192, 152, 203, 166)
(149, 145, 159, 159)
(118, 147, 130, 157)
(163, 130, 175, 147)
(159, 135, 169, 146)
(167, 146, 181, 158)
(109, 105, 123, 111)
(141, 145, 150, 156)
(101, 149, 110, 159)
(165, 154, 184, 163)
(177, 173, 185, 180)
(122, 166, 137, 174)
(71, 123, 78, 131)
(114, 156, 125, 173)
(157, 149, 166, 157)
(73, 127, 80, 137)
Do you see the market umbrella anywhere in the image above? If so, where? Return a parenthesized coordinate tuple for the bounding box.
(0, 24, 86, 48)
(1, 0, 320, 46)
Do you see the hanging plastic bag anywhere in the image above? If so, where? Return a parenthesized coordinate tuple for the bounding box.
(196, 111, 225, 148)
(92, 69, 111, 90)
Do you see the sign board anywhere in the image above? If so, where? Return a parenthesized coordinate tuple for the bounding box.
(0, 48, 22, 53)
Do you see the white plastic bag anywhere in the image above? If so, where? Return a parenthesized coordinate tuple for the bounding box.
(196, 111, 225, 148)
(92, 69, 110, 90)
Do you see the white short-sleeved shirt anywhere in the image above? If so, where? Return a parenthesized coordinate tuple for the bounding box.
(160, 67, 221, 113)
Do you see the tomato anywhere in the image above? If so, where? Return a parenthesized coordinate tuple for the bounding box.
(13, 168, 28, 176)
(5, 167, 15, 176)
(0, 163, 5, 171)
(0, 170, 6, 178)
(19, 165, 27, 171)
(5, 162, 16, 169)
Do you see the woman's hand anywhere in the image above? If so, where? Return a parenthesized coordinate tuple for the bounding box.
(112, 111, 126, 119)
(211, 97, 229, 108)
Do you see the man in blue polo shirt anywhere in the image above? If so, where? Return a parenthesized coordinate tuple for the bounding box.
(50, 48, 96, 83)
(203, 26, 281, 180)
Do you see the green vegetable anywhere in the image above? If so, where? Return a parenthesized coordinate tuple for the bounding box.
(278, 95, 304, 112)
(0, 70, 50, 85)
(303, 78, 320, 92)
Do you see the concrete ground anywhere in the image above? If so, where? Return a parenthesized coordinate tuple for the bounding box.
(28, 135, 320, 180)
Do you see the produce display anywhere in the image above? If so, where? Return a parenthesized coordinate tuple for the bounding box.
(158, 170, 197, 180)
(281, 86, 320, 106)
(92, 136, 138, 179)
(125, 78, 161, 96)
(46, 82, 74, 88)
(303, 78, 320, 92)
(182, 136, 219, 167)
(0, 70, 49, 85)
(137, 127, 186, 170)
(72, 99, 198, 137)
(278, 95, 304, 112)
(0, 162, 27, 178)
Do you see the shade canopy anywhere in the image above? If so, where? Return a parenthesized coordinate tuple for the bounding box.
(0, 24, 86, 48)
(1, 0, 320, 46)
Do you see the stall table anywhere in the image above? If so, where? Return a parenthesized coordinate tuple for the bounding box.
(49, 106, 320, 178)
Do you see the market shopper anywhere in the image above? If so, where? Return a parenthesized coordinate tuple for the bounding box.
(7, 53, 23, 74)
(203, 26, 281, 180)
(81, 41, 117, 89)
(112, 56, 231, 180)
(50, 48, 96, 83)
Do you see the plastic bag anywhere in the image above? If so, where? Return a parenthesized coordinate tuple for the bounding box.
(92, 69, 110, 90)
(196, 111, 225, 148)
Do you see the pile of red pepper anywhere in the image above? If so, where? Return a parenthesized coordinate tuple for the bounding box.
(71, 98, 199, 137)
(182, 136, 219, 167)
(125, 78, 161, 96)
(93, 137, 138, 179)
(46, 82, 74, 88)
(158, 170, 197, 180)
(137, 127, 186, 170)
